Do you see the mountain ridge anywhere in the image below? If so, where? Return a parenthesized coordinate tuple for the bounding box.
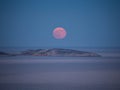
(0, 48, 101, 57)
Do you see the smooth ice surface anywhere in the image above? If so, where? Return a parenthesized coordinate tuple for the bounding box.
(0, 48, 120, 90)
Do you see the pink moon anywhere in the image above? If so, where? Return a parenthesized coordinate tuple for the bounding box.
(53, 27, 67, 39)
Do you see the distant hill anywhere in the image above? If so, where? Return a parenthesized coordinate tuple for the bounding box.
(21, 48, 101, 57)
(0, 52, 10, 56)
(0, 48, 101, 57)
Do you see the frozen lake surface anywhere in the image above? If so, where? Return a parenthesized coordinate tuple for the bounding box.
(0, 48, 120, 90)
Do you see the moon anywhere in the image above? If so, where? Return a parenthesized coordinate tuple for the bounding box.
(53, 27, 67, 39)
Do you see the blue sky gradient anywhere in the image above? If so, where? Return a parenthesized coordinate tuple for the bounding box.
(0, 0, 120, 48)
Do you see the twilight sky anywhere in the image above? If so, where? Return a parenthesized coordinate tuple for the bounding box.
(0, 0, 120, 48)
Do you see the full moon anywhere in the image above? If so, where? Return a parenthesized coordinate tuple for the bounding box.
(53, 27, 67, 39)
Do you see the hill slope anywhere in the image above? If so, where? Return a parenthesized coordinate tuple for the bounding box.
(21, 48, 101, 57)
